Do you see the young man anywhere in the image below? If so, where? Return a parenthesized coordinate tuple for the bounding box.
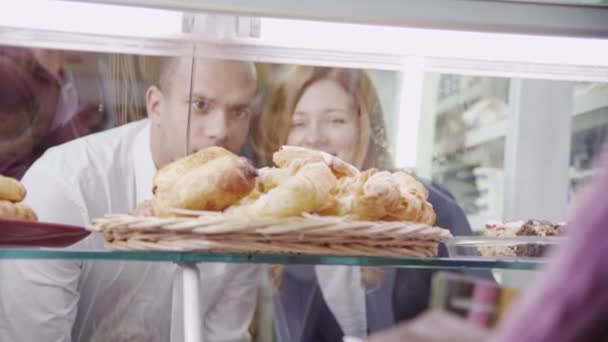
(0, 57, 261, 341)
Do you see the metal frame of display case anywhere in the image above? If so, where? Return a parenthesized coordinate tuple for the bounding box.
(68, 0, 608, 37)
(0, 249, 543, 270)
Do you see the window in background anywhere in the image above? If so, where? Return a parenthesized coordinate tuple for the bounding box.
(428, 74, 510, 231)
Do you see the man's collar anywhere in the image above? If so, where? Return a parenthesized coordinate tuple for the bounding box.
(132, 121, 156, 204)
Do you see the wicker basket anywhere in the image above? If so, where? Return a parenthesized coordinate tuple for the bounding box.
(88, 210, 452, 257)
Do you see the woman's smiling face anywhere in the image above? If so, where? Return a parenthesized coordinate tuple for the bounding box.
(287, 79, 360, 164)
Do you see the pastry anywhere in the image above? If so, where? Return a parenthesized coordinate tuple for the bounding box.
(135, 146, 437, 225)
(321, 169, 401, 220)
(273, 145, 359, 178)
(480, 220, 566, 257)
(383, 191, 424, 221)
(416, 201, 437, 225)
(153, 146, 232, 194)
(392, 171, 429, 201)
(155, 154, 257, 214)
(321, 169, 435, 223)
(228, 162, 336, 218)
(0, 200, 37, 221)
(235, 162, 302, 206)
(0, 175, 26, 202)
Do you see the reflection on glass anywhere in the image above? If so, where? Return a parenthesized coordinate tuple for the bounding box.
(0, 47, 163, 180)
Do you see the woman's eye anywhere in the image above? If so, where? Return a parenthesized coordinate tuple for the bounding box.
(290, 121, 305, 128)
(233, 107, 252, 119)
(331, 118, 347, 125)
(192, 100, 211, 113)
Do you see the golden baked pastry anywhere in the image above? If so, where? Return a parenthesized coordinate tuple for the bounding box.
(273, 146, 359, 178)
(321, 169, 400, 220)
(133, 146, 436, 224)
(320, 168, 435, 224)
(155, 154, 257, 214)
(0, 200, 37, 221)
(393, 171, 429, 201)
(153, 146, 232, 194)
(256, 165, 294, 193)
(383, 191, 423, 221)
(228, 162, 336, 218)
(416, 201, 437, 225)
(0, 175, 26, 202)
(355, 171, 404, 219)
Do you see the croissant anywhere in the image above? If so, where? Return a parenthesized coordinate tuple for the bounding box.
(0, 200, 37, 221)
(320, 169, 402, 220)
(228, 162, 336, 218)
(233, 161, 306, 211)
(155, 154, 257, 214)
(273, 146, 359, 178)
(392, 171, 429, 201)
(354, 171, 403, 219)
(0, 175, 26, 202)
(417, 201, 437, 225)
(153, 146, 232, 194)
(256, 165, 297, 193)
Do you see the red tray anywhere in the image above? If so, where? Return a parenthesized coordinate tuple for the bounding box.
(0, 218, 90, 247)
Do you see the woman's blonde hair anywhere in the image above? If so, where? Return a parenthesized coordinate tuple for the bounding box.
(254, 65, 394, 289)
(251, 65, 392, 170)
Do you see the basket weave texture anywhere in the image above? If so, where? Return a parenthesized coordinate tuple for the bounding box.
(88, 210, 452, 257)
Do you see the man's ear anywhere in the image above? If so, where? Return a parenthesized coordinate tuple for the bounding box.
(146, 85, 163, 125)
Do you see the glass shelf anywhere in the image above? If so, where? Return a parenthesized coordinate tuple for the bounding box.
(0, 248, 543, 270)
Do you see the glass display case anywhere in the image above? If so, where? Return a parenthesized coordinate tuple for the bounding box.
(1, 1, 608, 342)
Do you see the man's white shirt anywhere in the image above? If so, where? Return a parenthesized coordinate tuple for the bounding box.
(0, 120, 259, 342)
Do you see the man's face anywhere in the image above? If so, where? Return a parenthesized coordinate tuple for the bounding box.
(148, 58, 257, 167)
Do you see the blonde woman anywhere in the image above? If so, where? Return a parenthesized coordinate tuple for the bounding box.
(251, 65, 480, 341)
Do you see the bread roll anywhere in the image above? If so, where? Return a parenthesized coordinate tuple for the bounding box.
(153, 146, 232, 194)
(155, 155, 257, 213)
(0, 175, 26, 202)
(228, 162, 336, 218)
(273, 146, 359, 178)
(0, 200, 37, 221)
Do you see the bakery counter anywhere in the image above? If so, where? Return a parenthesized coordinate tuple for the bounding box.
(0, 248, 542, 270)
(0, 247, 540, 342)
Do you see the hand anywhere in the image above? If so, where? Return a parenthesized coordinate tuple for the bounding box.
(365, 310, 491, 342)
